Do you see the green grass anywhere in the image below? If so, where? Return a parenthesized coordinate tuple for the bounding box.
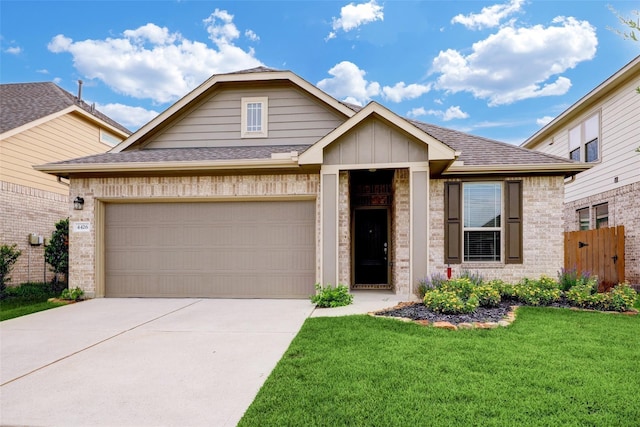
(0, 282, 65, 321)
(239, 307, 640, 427)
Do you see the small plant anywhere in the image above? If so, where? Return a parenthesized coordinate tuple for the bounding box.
(459, 269, 485, 286)
(513, 277, 561, 306)
(558, 267, 592, 291)
(608, 283, 638, 312)
(473, 284, 502, 308)
(59, 287, 84, 301)
(416, 272, 447, 298)
(1, 244, 22, 299)
(423, 289, 479, 314)
(440, 277, 475, 298)
(310, 284, 353, 308)
(567, 282, 637, 312)
(45, 218, 69, 292)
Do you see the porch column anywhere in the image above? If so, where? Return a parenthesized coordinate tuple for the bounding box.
(411, 166, 429, 296)
(321, 171, 338, 286)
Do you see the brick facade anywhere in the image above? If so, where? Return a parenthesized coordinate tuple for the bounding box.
(563, 181, 639, 285)
(429, 176, 565, 285)
(392, 169, 410, 294)
(1, 181, 68, 285)
(337, 171, 351, 286)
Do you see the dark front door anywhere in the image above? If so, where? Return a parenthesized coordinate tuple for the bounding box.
(354, 209, 388, 284)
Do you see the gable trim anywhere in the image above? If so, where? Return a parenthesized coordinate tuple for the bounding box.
(443, 162, 592, 177)
(110, 70, 357, 153)
(298, 102, 457, 165)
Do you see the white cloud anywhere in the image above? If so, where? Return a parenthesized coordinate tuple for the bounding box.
(36, 69, 49, 74)
(95, 102, 159, 130)
(48, 10, 262, 105)
(245, 29, 260, 42)
(317, 61, 381, 105)
(451, 0, 524, 30)
(432, 16, 596, 106)
(382, 82, 431, 103)
(4, 46, 22, 55)
(407, 106, 469, 121)
(328, 0, 383, 39)
(536, 115, 555, 127)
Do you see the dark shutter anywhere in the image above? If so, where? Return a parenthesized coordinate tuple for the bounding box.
(505, 180, 523, 264)
(444, 182, 462, 264)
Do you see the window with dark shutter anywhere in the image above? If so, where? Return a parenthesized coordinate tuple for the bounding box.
(444, 182, 462, 264)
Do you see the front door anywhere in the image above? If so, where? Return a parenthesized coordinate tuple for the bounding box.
(354, 208, 389, 285)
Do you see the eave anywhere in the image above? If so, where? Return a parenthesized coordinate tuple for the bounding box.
(442, 162, 592, 177)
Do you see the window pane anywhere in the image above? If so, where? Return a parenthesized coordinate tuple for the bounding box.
(570, 148, 580, 162)
(585, 138, 598, 162)
(569, 125, 581, 150)
(247, 102, 262, 131)
(464, 231, 500, 261)
(584, 114, 599, 141)
(463, 183, 501, 228)
(578, 208, 589, 230)
(595, 203, 608, 229)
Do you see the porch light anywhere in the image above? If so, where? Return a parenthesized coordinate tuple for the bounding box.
(73, 196, 85, 210)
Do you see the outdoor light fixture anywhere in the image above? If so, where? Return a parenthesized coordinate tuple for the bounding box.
(73, 196, 85, 210)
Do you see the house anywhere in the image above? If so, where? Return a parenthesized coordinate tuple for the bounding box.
(0, 82, 131, 284)
(35, 68, 588, 299)
(521, 55, 640, 286)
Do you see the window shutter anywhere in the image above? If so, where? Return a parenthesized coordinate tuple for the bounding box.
(444, 182, 462, 264)
(505, 180, 523, 264)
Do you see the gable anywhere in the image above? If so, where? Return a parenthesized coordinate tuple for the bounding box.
(141, 83, 346, 150)
(323, 116, 428, 165)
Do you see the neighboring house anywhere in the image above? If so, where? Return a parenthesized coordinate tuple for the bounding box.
(35, 68, 587, 299)
(522, 56, 640, 286)
(0, 82, 131, 285)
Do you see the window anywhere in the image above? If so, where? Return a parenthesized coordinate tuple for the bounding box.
(578, 208, 590, 230)
(568, 112, 600, 163)
(445, 181, 522, 264)
(463, 182, 502, 262)
(595, 203, 608, 229)
(241, 97, 268, 138)
(100, 129, 123, 146)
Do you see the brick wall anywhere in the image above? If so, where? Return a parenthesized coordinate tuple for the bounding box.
(337, 171, 351, 286)
(0, 181, 68, 285)
(428, 175, 565, 285)
(69, 174, 319, 297)
(564, 181, 639, 285)
(392, 169, 410, 294)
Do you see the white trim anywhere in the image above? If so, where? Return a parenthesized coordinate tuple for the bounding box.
(461, 181, 503, 263)
(409, 165, 429, 297)
(443, 163, 592, 175)
(241, 97, 268, 138)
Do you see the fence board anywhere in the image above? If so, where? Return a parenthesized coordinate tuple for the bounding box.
(564, 226, 625, 290)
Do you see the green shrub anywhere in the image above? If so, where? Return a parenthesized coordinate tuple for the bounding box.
(423, 289, 479, 314)
(0, 244, 22, 299)
(558, 267, 592, 291)
(416, 272, 447, 298)
(567, 282, 637, 312)
(608, 283, 637, 312)
(459, 269, 485, 286)
(4, 282, 53, 299)
(440, 277, 475, 299)
(487, 279, 515, 298)
(59, 287, 84, 301)
(513, 277, 561, 306)
(473, 284, 502, 308)
(310, 284, 353, 308)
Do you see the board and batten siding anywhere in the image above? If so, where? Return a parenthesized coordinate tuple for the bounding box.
(323, 117, 429, 165)
(143, 85, 347, 149)
(534, 77, 640, 204)
(0, 113, 112, 195)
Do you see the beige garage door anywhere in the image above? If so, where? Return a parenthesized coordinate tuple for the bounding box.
(104, 200, 316, 298)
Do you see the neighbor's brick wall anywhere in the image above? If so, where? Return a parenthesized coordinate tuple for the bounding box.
(337, 172, 351, 287)
(392, 169, 410, 294)
(69, 174, 319, 297)
(1, 181, 68, 285)
(429, 175, 565, 285)
(564, 181, 639, 285)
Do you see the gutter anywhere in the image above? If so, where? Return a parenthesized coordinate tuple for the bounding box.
(442, 162, 592, 177)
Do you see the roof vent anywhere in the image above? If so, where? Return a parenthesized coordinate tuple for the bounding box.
(77, 79, 83, 101)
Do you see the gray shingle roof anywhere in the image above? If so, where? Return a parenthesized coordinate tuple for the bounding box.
(0, 82, 131, 134)
(43, 145, 311, 166)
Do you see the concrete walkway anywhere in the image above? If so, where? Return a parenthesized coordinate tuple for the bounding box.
(0, 292, 408, 426)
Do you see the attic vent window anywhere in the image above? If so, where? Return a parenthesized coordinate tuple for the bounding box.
(241, 97, 268, 138)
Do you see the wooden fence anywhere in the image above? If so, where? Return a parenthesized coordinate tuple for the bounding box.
(564, 225, 625, 291)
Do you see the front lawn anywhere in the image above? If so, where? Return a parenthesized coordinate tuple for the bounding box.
(0, 282, 65, 321)
(239, 307, 640, 426)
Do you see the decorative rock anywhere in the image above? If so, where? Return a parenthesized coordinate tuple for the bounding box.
(415, 319, 430, 326)
(457, 323, 474, 329)
(433, 321, 457, 330)
(498, 320, 511, 327)
(474, 322, 498, 329)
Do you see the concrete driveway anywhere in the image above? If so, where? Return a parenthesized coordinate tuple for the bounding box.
(0, 298, 316, 427)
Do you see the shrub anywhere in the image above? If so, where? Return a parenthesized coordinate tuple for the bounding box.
(459, 269, 485, 286)
(416, 272, 447, 298)
(558, 267, 592, 291)
(608, 283, 637, 312)
(45, 218, 69, 291)
(440, 277, 475, 299)
(567, 282, 637, 312)
(513, 277, 561, 306)
(59, 287, 84, 301)
(310, 284, 353, 308)
(423, 289, 479, 314)
(4, 282, 53, 299)
(488, 279, 515, 299)
(1, 244, 22, 299)
(473, 284, 501, 308)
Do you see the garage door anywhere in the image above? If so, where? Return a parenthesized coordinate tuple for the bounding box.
(104, 200, 316, 298)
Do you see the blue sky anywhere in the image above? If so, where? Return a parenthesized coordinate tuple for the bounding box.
(1, 0, 638, 144)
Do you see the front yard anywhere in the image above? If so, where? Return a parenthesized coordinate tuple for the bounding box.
(239, 306, 640, 426)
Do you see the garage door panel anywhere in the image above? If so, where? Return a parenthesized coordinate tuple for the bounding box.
(105, 201, 315, 298)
